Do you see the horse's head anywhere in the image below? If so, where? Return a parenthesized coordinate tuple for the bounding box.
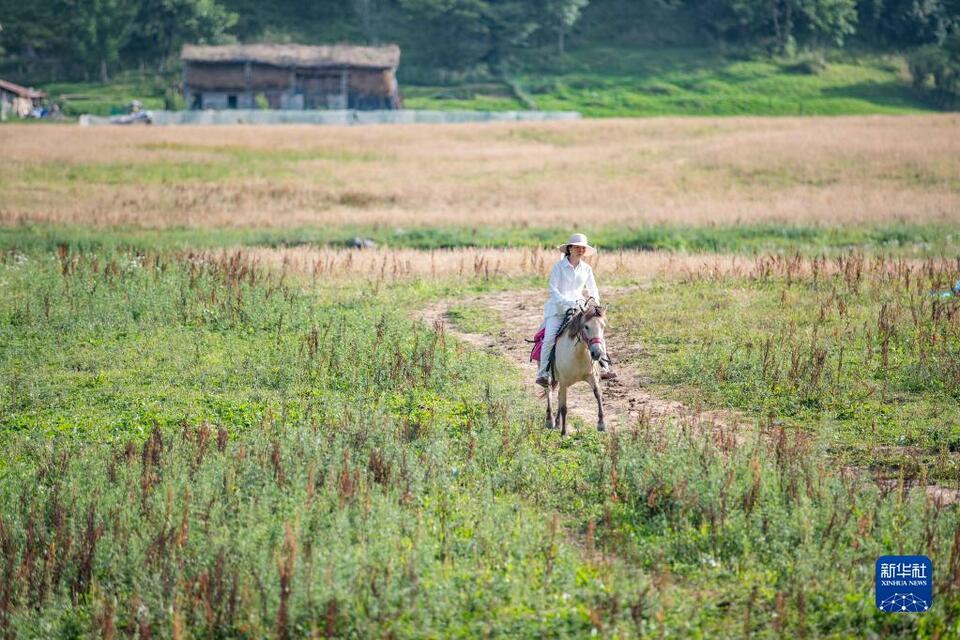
(571, 300, 607, 362)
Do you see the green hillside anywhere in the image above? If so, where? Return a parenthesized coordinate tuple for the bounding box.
(404, 47, 929, 116)
(3, 0, 957, 117)
(34, 47, 932, 119)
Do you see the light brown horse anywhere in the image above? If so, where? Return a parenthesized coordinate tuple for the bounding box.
(545, 300, 607, 436)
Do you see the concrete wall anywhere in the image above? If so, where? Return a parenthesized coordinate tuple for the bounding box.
(185, 89, 389, 111)
(79, 109, 582, 126)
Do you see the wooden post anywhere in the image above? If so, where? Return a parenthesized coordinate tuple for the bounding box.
(287, 69, 298, 110)
(182, 64, 190, 110)
(243, 61, 252, 108)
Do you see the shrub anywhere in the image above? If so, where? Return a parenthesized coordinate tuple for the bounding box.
(907, 32, 960, 106)
(784, 50, 829, 75)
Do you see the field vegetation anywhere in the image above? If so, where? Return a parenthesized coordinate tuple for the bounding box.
(612, 254, 960, 481)
(2, 246, 959, 637)
(1, 119, 959, 636)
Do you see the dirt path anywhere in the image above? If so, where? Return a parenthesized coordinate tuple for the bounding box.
(422, 287, 746, 441)
(421, 288, 960, 504)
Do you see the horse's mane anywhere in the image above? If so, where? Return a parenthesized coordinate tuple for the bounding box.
(565, 301, 604, 340)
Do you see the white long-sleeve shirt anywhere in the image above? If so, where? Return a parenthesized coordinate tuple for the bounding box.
(543, 257, 600, 317)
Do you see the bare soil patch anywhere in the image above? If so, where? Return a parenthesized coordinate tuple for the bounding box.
(422, 287, 748, 439)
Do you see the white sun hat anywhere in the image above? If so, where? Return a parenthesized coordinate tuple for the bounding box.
(557, 233, 596, 256)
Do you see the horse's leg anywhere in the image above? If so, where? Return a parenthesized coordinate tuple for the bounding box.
(545, 385, 554, 429)
(552, 382, 562, 429)
(591, 375, 605, 432)
(558, 384, 568, 437)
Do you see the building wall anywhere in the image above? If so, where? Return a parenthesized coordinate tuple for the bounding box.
(250, 65, 292, 90)
(184, 62, 400, 110)
(0, 91, 35, 118)
(347, 69, 393, 96)
(186, 63, 246, 91)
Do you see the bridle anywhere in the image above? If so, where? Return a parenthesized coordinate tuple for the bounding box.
(573, 298, 606, 348)
(576, 298, 605, 347)
(581, 326, 604, 346)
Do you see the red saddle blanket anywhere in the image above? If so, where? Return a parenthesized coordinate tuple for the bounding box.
(530, 327, 545, 362)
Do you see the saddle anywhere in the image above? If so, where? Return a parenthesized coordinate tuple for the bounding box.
(529, 301, 610, 375)
(529, 308, 577, 364)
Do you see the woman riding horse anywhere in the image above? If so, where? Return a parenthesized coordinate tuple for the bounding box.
(535, 233, 616, 387)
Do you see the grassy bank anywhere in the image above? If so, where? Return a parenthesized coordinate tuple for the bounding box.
(2, 223, 959, 257)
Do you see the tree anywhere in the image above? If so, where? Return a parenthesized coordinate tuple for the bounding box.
(398, 0, 550, 71)
(908, 28, 960, 103)
(543, 0, 591, 54)
(69, 0, 138, 81)
(794, 0, 859, 47)
(691, 0, 858, 52)
(352, 0, 378, 43)
(858, 0, 960, 47)
(0, 0, 75, 69)
(126, 0, 238, 71)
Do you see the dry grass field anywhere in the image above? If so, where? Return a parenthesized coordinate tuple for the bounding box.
(232, 245, 754, 281)
(220, 245, 960, 284)
(2, 115, 959, 229)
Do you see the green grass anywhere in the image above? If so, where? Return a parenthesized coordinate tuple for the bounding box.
(40, 73, 170, 117)
(446, 302, 506, 336)
(611, 256, 960, 482)
(405, 47, 934, 116)
(137, 141, 383, 163)
(2, 222, 959, 256)
(15, 156, 376, 189)
(2, 245, 959, 636)
(21, 160, 244, 185)
(2, 142, 384, 187)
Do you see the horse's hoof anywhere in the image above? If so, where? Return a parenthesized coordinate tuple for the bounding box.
(546, 419, 555, 430)
(597, 422, 606, 433)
